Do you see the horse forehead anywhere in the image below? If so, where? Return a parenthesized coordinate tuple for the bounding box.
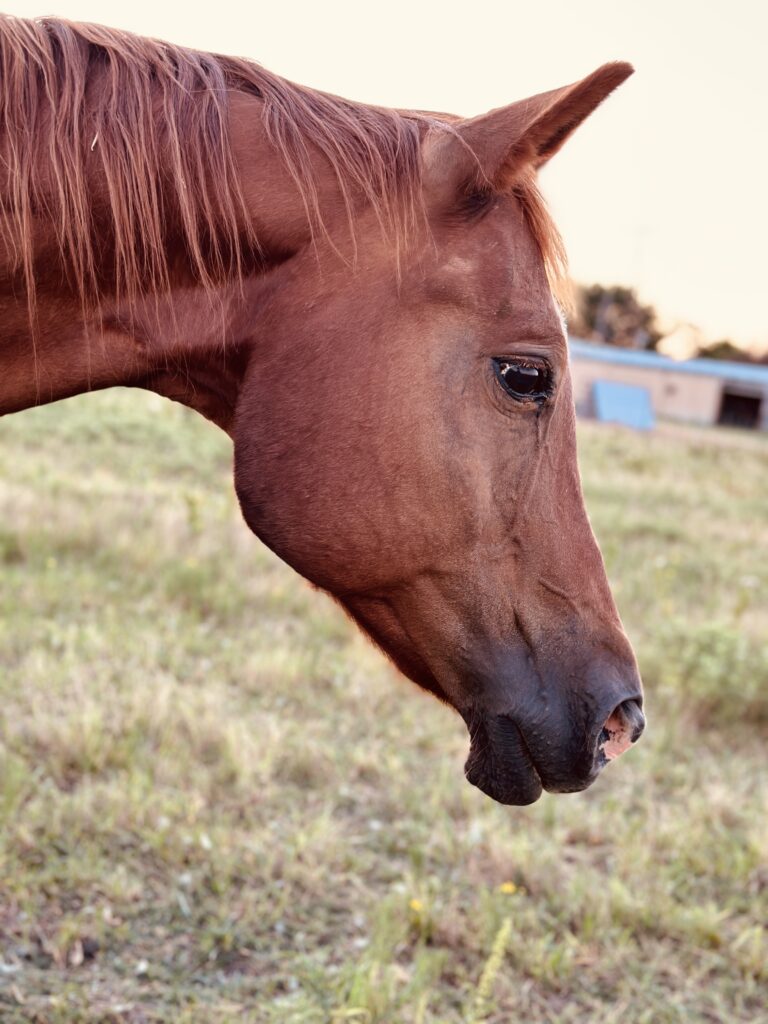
(431, 230, 555, 324)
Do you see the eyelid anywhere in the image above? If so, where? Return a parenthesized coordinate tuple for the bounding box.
(497, 356, 548, 369)
(498, 361, 541, 377)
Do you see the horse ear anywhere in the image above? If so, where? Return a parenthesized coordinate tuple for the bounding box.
(424, 62, 633, 196)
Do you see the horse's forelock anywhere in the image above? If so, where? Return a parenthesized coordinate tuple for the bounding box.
(511, 169, 569, 308)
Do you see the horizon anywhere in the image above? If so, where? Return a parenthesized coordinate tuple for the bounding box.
(2, 0, 766, 352)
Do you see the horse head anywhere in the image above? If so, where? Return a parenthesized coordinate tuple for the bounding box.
(232, 64, 644, 803)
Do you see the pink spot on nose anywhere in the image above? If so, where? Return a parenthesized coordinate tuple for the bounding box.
(600, 711, 635, 761)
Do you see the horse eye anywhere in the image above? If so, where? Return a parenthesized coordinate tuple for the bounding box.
(493, 358, 551, 401)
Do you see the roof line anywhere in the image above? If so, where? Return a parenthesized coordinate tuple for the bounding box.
(568, 337, 768, 387)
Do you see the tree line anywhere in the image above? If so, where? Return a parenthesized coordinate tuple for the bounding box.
(571, 284, 766, 364)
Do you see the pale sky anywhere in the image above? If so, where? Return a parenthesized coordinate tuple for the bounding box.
(5, 0, 768, 350)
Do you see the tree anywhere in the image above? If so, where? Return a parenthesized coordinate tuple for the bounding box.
(697, 340, 754, 363)
(570, 284, 661, 350)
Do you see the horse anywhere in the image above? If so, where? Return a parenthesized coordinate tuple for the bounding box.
(0, 15, 644, 805)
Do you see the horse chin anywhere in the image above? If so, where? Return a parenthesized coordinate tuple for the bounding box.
(462, 711, 543, 806)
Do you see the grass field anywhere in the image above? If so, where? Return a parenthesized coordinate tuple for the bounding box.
(0, 390, 766, 1023)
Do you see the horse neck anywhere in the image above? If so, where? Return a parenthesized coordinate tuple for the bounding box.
(0, 273, 283, 434)
(0, 91, 321, 433)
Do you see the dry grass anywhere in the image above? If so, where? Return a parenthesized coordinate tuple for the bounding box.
(0, 391, 766, 1023)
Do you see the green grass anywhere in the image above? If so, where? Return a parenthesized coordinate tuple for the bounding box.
(0, 390, 766, 1023)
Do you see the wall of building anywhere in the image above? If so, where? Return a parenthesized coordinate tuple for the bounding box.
(570, 357, 724, 425)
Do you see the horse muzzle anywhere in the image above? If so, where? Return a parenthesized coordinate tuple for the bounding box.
(461, 695, 645, 805)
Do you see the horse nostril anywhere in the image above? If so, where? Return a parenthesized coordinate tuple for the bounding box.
(597, 698, 645, 762)
(617, 698, 646, 742)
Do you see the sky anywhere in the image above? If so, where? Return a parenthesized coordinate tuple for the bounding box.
(4, 0, 767, 350)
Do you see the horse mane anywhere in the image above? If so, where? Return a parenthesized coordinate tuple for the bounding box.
(0, 15, 565, 319)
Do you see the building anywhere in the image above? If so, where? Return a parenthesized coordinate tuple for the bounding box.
(569, 338, 768, 430)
